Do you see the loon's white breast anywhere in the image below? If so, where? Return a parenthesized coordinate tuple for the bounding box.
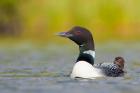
(70, 61, 104, 79)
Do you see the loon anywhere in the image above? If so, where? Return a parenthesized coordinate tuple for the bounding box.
(57, 26, 125, 79)
(94, 56, 125, 77)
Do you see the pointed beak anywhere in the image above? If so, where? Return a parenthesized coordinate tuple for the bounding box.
(56, 32, 73, 37)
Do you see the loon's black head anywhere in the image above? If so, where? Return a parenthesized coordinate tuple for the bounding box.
(58, 26, 95, 65)
(57, 26, 94, 51)
(58, 26, 93, 46)
(114, 57, 125, 69)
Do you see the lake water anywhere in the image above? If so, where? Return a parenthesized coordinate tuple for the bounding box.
(0, 42, 140, 93)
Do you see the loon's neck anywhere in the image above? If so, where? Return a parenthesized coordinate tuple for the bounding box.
(79, 42, 95, 53)
(77, 41, 95, 65)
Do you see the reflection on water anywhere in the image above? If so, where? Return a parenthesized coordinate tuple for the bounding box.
(0, 42, 140, 93)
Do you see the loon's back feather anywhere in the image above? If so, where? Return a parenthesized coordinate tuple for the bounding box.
(94, 63, 124, 77)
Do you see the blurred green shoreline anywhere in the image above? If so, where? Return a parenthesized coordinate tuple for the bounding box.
(0, 0, 140, 44)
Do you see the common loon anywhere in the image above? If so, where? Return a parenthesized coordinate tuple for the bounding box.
(57, 26, 125, 79)
(94, 56, 125, 77)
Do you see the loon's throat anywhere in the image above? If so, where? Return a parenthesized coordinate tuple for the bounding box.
(79, 42, 95, 52)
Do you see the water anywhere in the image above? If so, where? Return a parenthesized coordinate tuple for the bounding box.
(0, 42, 140, 93)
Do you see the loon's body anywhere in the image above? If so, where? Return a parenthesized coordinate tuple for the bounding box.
(58, 26, 125, 79)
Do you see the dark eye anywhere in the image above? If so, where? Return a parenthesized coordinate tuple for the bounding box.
(75, 31, 81, 35)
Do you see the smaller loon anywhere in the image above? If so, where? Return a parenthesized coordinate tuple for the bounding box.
(94, 56, 125, 77)
(57, 26, 125, 79)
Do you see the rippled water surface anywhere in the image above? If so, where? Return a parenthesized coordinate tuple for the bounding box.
(0, 42, 140, 93)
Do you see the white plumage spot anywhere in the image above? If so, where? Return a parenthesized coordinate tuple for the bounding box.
(83, 50, 95, 59)
(70, 61, 104, 79)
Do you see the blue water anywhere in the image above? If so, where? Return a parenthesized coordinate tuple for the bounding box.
(0, 42, 140, 93)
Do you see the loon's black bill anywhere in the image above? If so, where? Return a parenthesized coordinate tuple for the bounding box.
(57, 32, 73, 37)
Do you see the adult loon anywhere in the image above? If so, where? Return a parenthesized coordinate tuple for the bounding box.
(57, 26, 125, 79)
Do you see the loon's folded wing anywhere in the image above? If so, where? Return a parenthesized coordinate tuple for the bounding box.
(94, 63, 124, 77)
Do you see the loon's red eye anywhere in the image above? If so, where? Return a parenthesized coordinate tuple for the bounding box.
(75, 31, 81, 35)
